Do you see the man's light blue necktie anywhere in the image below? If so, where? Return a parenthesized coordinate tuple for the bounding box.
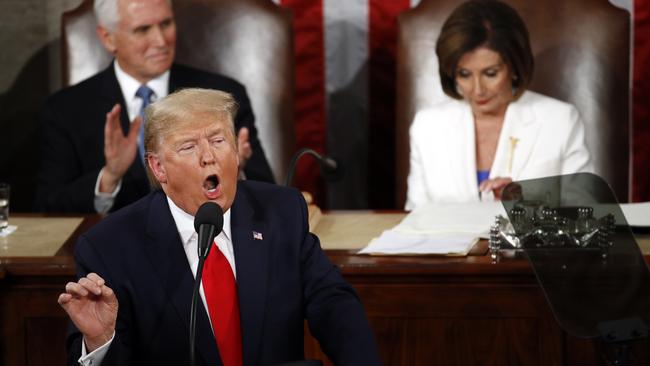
(136, 85, 155, 162)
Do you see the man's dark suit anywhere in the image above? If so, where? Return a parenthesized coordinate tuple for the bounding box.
(36, 63, 274, 213)
(67, 181, 380, 366)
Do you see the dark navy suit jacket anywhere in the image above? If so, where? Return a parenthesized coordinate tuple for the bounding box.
(67, 181, 380, 366)
(36, 63, 274, 213)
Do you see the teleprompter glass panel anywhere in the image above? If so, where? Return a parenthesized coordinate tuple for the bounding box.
(500, 173, 650, 339)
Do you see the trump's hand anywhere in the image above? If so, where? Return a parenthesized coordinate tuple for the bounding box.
(100, 104, 142, 193)
(237, 127, 253, 170)
(479, 176, 513, 200)
(58, 273, 118, 353)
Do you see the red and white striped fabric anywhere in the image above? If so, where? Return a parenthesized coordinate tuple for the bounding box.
(275, 0, 650, 208)
(632, 0, 650, 202)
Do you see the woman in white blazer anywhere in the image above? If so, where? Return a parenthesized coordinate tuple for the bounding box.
(406, 0, 592, 210)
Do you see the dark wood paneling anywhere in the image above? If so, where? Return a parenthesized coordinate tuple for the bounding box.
(0, 276, 72, 366)
(26, 317, 69, 366)
(2, 222, 649, 365)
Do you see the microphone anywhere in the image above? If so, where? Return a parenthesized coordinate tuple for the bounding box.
(190, 202, 224, 366)
(284, 148, 344, 186)
(193, 201, 224, 259)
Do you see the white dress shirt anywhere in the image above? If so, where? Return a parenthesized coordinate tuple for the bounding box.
(93, 61, 170, 214)
(79, 197, 235, 365)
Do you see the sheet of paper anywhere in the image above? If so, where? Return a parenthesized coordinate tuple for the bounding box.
(358, 201, 506, 255)
(395, 201, 506, 236)
(0, 225, 17, 237)
(619, 202, 650, 227)
(359, 230, 478, 255)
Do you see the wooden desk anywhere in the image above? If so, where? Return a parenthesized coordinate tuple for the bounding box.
(0, 215, 97, 366)
(1, 213, 649, 366)
(310, 212, 650, 366)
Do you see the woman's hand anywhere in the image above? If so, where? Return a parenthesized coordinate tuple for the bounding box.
(479, 176, 513, 200)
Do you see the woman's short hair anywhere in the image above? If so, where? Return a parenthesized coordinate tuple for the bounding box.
(143, 88, 239, 188)
(436, 0, 534, 100)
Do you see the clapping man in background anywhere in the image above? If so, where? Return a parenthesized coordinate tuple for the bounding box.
(36, 0, 274, 214)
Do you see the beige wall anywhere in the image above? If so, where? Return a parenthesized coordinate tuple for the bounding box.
(0, 0, 82, 94)
(0, 0, 83, 211)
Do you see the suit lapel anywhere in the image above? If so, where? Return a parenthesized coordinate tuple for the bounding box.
(491, 93, 541, 180)
(143, 192, 221, 366)
(169, 63, 184, 92)
(231, 184, 269, 366)
(98, 63, 130, 134)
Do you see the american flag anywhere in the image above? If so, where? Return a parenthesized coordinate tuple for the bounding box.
(253, 231, 264, 240)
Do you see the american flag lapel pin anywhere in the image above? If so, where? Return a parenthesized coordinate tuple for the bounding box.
(252, 231, 263, 240)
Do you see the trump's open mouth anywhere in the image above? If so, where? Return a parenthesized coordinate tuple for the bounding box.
(203, 174, 219, 193)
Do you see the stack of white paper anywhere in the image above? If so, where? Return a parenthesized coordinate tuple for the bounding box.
(0, 225, 17, 237)
(358, 200, 650, 256)
(583, 202, 650, 228)
(619, 202, 650, 227)
(358, 230, 479, 255)
(359, 202, 506, 256)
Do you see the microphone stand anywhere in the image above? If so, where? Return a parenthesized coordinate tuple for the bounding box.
(190, 222, 218, 366)
(189, 256, 207, 366)
(284, 148, 341, 186)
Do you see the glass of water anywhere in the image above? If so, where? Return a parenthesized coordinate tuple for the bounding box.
(0, 183, 9, 231)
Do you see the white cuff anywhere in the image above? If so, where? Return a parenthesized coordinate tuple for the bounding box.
(94, 168, 123, 214)
(78, 331, 115, 366)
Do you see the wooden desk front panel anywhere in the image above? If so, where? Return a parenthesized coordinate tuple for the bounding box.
(0, 215, 89, 366)
(358, 280, 561, 365)
(305, 250, 650, 366)
(2, 245, 649, 365)
(304, 253, 563, 366)
(0, 273, 71, 366)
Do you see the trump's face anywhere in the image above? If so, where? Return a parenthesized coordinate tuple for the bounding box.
(98, 0, 176, 83)
(455, 46, 514, 118)
(148, 113, 239, 216)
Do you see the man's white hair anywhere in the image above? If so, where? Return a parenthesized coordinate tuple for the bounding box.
(94, 0, 172, 32)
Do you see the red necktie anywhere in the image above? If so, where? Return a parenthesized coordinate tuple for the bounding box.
(202, 241, 243, 366)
